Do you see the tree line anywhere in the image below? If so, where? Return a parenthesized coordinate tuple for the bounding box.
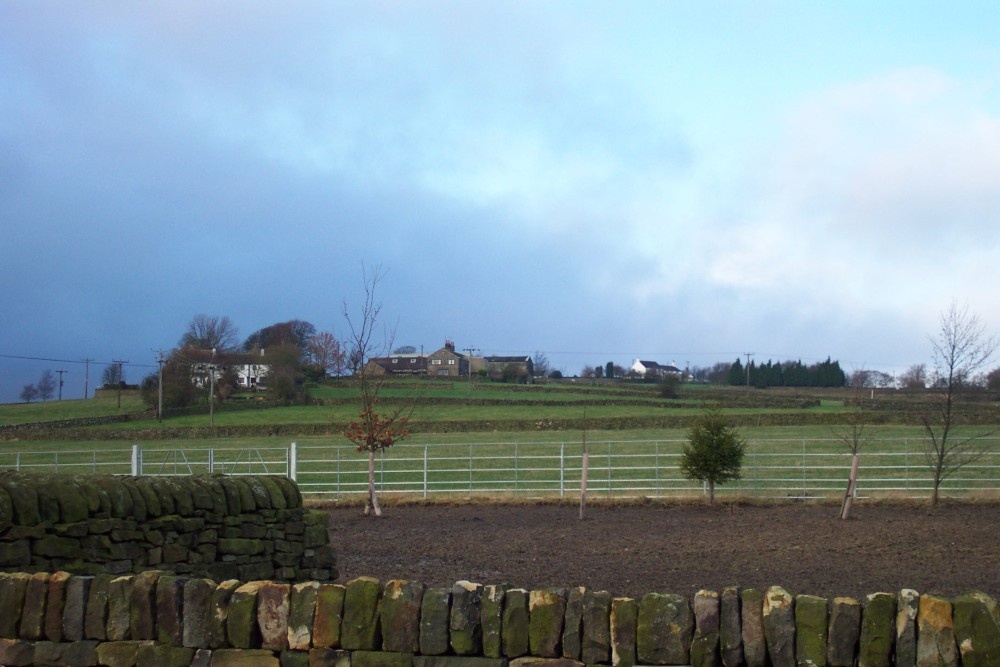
(726, 356, 847, 388)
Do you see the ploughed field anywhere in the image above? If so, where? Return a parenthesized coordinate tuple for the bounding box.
(327, 502, 1000, 600)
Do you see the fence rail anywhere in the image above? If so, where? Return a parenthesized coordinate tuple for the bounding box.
(2, 438, 999, 501)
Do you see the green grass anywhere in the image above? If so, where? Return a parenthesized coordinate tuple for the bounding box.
(0, 395, 146, 425)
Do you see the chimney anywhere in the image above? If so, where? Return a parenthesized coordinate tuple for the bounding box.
(445, 339, 455, 352)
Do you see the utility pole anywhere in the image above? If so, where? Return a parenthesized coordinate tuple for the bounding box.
(463, 347, 479, 396)
(56, 370, 67, 400)
(112, 359, 128, 409)
(744, 352, 754, 396)
(156, 351, 167, 422)
(209, 348, 217, 428)
(82, 358, 93, 399)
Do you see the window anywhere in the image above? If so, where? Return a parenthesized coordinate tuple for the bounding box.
(392, 359, 398, 364)
(448, 359, 455, 365)
(431, 359, 442, 365)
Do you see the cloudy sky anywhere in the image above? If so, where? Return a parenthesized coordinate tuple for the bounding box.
(3, 2, 1000, 402)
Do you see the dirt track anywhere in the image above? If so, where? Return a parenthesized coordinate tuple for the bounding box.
(326, 501, 1000, 600)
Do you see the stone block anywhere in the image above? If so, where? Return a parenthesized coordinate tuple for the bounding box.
(762, 586, 795, 667)
(380, 579, 425, 653)
(342, 576, 383, 651)
(450, 580, 483, 656)
(354, 650, 415, 667)
(106, 575, 133, 641)
(636, 591, 691, 666)
(610, 597, 637, 667)
(229, 580, 267, 649)
(740, 588, 766, 667)
(719, 586, 743, 667)
(135, 643, 196, 667)
(859, 592, 895, 667)
(209, 579, 243, 649)
(179, 578, 215, 649)
(0, 572, 30, 640)
(18, 571, 49, 640)
(287, 580, 320, 651)
(33, 639, 100, 665)
(581, 589, 613, 666)
(692, 589, 721, 667)
(413, 657, 506, 667)
(308, 647, 351, 667)
(420, 587, 451, 656)
(313, 583, 346, 649)
(63, 574, 93, 641)
(502, 588, 530, 658)
(916, 594, 957, 667)
(480, 583, 509, 659)
(895, 589, 919, 667)
(129, 569, 164, 641)
(43, 571, 72, 642)
(0, 637, 35, 667)
(529, 588, 567, 659)
(259, 581, 292, 651)
(156, 574, 185, 646)
(210, 648, 282, 666)
(0, 540, 31, 568)
(560, 586, 585, 661)
(953, 590, 1000, 667)
(794, 594, 827, 667)
(83, 574, 114, 641)
(828, 597, 861, 667)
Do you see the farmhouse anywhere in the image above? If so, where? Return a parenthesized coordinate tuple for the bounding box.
(484, 355, 534, 383)
(630, 358, 683, 379)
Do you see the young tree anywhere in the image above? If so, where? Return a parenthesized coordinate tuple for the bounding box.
(605, 361, 615, 379)
(532, 351, 550, 378)
(341, 265, 412, 517)
(102, 362, 124, 387)
(922, 301, 997, 505)
(899, 363, 928, 389)
(36, 370, 56, 401)
(835, 380, 871, 519)
(680, 408, 746, 503)
(19, 384, 39, 403)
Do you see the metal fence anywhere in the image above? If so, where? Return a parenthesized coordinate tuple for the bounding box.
(2, 438, 999, 501)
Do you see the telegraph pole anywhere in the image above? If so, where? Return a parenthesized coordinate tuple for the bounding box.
(112, 359, 128, 409)
(209, 348, 216, 428)
(744, 352, 754, 396)
(56, 370, 67, 400)
(156, 351, 167, 422)
(82, 358, 93, 399)
(463, 347, 479, 396)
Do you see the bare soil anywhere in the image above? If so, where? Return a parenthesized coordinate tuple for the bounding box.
(326, 501, 1000, 600)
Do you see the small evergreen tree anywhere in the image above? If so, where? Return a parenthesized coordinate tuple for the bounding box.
(680, 408, 747, 503)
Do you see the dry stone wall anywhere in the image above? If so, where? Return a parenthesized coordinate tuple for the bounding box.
(0, 472, 335, 583)
(0, 572, 998, 667)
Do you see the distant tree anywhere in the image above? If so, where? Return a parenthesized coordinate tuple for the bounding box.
(532, 351, 550, 378)
(341, 264, 412, 517)
(140, 352, 200, 412)
(679, 408, 747, 503)
(580, 366, 595, 378)
(244, 320, 316, 353)
(180, 314, 240, 352)
(548, 370, 563, 379)
(605, 361, 615, 379)
(899, 364, 927, 389)
(392, 345, 417, 355)
(658, 374, 679, 398)
(36, 370, 56, 401)
(922, 301, 997, 506)
(613, 364, 628, 379)
(102, 363, 124, 388)
(727, 358, 744, 386)
(987, 367, 1000, 392)
(307, 331, 347, 377)
(594, 365, 603, 379)
(19, 384, 39, 403)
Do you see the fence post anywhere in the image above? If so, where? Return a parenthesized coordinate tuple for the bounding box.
(131, 444, 141, 476)
(423, 446, 428, 500)
(288, 442, 297, 482)
(560, 442, 565, 498)
(208, 448, 215, 474)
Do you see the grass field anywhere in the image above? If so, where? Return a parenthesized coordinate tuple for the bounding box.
(2, 379, 998, 501)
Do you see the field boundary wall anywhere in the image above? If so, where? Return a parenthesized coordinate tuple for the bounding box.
(0, 473, 335, 584)
(0, 572, 998, 666)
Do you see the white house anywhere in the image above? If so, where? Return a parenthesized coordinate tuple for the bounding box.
(630, 358, 683, 379)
